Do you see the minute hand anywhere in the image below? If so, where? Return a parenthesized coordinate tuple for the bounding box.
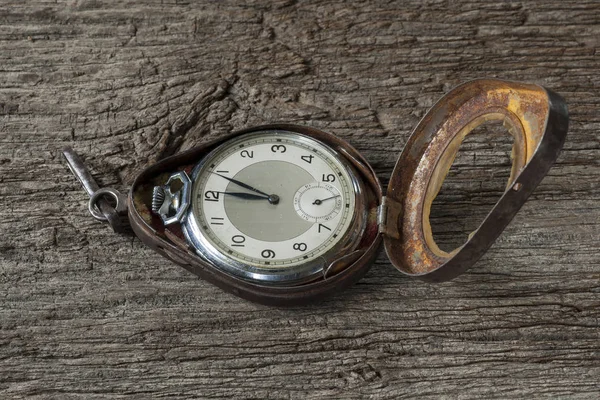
(213, 172, 271, 197)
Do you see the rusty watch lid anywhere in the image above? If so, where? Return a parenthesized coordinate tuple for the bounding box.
(380, 78, 569, 282)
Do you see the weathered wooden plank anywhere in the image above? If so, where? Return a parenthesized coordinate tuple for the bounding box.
(0, 1, 598, 398)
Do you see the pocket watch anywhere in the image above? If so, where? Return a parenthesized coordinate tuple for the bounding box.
(63, 79, 568, 306)
(156, 129, 370, 285)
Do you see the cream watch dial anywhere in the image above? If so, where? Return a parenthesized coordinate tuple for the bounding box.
(184, 131, 359, 282)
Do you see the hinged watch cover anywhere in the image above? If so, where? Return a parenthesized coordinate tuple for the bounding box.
(383, 79, 568, 282)
(124, 78, 567, 306)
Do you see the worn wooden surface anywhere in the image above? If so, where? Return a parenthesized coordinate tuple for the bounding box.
(0, 1, 598, 398)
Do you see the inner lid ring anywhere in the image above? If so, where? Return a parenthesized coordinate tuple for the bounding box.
(421, 111, 527, 259)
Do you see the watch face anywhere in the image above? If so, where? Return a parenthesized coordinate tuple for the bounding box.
(183, 130, 363, 284)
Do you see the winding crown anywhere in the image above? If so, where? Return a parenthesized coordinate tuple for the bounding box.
(151, 186, 166, 213)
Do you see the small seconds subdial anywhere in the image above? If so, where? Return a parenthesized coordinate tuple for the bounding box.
(294, 182, 342, 222)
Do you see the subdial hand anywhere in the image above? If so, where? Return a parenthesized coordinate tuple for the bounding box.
(312, 195, 341, 205)
(213, 172, 279, 204)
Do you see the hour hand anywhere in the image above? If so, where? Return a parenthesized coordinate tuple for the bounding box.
(213, 172, 271, 197)
(213, 173, 280, 204)
(219, 191, 270, 201)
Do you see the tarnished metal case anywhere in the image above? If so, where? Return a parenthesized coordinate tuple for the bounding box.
(126, 79, 568, 306)
(128, 124, 383, 306)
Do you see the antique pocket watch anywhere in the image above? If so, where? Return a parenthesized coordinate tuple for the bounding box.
(64, 79, 568, 306)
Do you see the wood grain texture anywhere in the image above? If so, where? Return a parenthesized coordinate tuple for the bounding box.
(0, 1, 598, 398)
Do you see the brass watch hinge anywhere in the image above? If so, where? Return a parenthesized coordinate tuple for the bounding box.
(377, 196, 402, 239)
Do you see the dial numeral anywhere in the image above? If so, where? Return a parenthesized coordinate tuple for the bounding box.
(231, 235, 246, 247)
(293, 243, 307, 252)
(240, 150, 254, 158)
(271, 144, 287, 153)
(261, 249, 276, 259)
(204, 191, 220, 202)
(210, 217, 224, 225)
(318, 223, 331, 233)
(301, 154, 314, 164)
(322, 174, 336, 183)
